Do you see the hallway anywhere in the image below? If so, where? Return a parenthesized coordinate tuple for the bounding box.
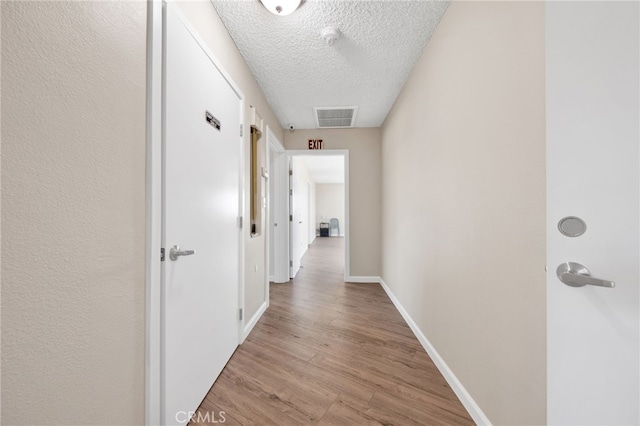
(193, 237, 473, 425)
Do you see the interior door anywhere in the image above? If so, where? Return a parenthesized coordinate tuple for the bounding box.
(269, 149, 276, 279)
(289, 158, 303, 277)
(163, 5, 241, 425)
(270, 147, 289, 283)
(308, 181, 315, 243)
(290, 157, 310, 278)
(297, 175, 309, 255)
(546, 2, 639, 424)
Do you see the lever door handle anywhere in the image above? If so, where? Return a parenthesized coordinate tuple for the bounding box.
(556, 262, 615, 288)
(169, 245, 196, 261)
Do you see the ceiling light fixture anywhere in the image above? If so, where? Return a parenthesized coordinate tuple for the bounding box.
(259, 0, 302, 16)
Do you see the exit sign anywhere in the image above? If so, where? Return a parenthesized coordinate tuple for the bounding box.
(308, 139, 324, 150)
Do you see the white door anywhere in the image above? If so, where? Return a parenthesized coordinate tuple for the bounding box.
(268, 149, 276, 279)
(546, 2, 639, 425)
(297, 177, 309, 254)
(289, 158, 301, 277)
(308, 181, 316, 243)
(269, 145, 289, 283)
(290, 158, 310, 278)
(163, 6, 241, 425)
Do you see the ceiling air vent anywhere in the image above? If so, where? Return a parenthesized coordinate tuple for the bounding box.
(314, 107, 358, 129)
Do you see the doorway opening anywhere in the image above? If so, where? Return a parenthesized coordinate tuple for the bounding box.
(268, 149, 349, 284)
(289, 150, 348, 281)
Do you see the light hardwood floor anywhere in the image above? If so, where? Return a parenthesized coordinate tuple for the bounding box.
(192, 237, 474, 425)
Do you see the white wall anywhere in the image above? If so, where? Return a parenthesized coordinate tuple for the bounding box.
(316, 184, 345, 236)
(381, 2, 546, 424)
(2, 2, 147, 423)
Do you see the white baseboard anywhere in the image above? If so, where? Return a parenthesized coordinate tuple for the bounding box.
(345, 276, 380, 283)
(377, 277, 492, 426)
(242, 301, 267, 342)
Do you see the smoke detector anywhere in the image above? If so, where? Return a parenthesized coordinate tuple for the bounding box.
(321, 27, 340, 45)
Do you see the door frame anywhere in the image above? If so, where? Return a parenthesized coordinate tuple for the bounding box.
(284, 150, 350, 281)
(145, 2, 246, 424)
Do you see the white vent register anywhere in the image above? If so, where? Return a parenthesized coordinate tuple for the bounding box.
(314, 106, 358, 128)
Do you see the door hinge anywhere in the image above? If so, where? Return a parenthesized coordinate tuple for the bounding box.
(289, 169, 293, 176)
(238, 216, 243, 229)
(290, 214, 293, 221)
(240, 124, 243, 137)
(290, 260, 293, 267)
(239, 308, 243, 321)
(160, 248, 165, 262)
(289, 189, 293, 196)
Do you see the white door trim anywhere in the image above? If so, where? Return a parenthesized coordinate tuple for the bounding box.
(285, 149, 350, 282)
(145, 2, 246, 423)
(145, 1, 163, 424)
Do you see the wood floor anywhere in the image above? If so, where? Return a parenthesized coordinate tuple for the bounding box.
(193, 237, 474, 425)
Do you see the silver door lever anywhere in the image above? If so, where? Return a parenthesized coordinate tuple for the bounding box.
(169, 245, 196, 261)
(556, 262, 615, 288)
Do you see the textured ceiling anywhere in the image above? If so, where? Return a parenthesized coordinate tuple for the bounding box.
(210, 0, 449, 129)
(298, 155, 344, 183)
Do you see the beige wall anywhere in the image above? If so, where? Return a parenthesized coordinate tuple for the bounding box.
(177, 1, 284, 320)
(285, 129, 381, 277)
(1, 1, 146, 424)
(316, 184, 345, 236)
(381, 2, 546, 425)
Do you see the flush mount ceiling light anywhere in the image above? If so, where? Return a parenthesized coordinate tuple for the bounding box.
(259, 0, 302, 16)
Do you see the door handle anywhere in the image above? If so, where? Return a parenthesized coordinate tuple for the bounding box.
(556, 262, 615, 288)
(169, 245, 196, 261)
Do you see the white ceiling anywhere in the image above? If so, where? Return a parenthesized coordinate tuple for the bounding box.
(210, 0, 449, 129)
(298, 155, 344, 183)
